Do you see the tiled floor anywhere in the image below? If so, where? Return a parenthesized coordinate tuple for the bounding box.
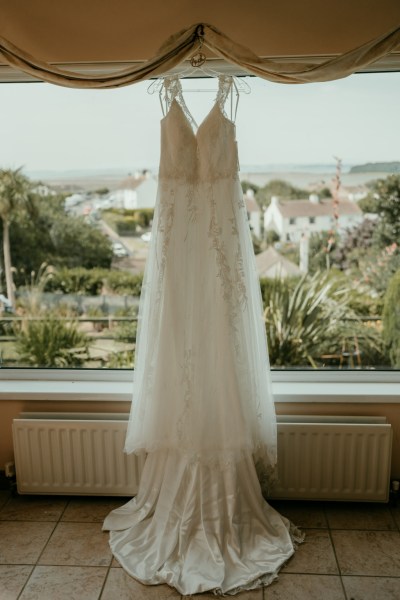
(1, 489, 400, 599)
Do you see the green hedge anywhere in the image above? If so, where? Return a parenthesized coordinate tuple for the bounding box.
(44, 268, 105, 295)
(43, 267, 143, 296)
(103, 208, 154, 233)
(105, 271, 143, 295)
(115, 218, 137, 236)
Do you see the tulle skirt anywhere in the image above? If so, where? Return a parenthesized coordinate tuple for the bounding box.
(124, 176, 277, 475)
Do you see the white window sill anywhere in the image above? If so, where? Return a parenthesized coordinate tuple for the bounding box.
(0, 369, 399, 403)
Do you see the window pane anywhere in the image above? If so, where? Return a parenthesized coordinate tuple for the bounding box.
(0, 73, 398, 369)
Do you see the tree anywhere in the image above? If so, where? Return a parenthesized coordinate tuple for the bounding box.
(0, 193, 114, 280)
(358, 194, 379, 214)
(319, 187, 332, 198)
(308, 231, 340, 273)
(50, 215, 113, 268)
(333, 219, 376, 271)
(255, 179, 309, 209)
(0, 168, 32, 308)
(383, 270, 400, 367)
(241, 180, 260, 195)
(372, 175, 400, 247)
(7, 194, 57, 284)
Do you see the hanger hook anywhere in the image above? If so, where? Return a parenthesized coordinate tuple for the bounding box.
(190, 24, 206, 68)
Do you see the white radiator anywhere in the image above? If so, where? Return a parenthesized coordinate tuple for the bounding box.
(13, 413, 144, 496)
(13, 413, 392, 501)
(269, 416, 392, 502)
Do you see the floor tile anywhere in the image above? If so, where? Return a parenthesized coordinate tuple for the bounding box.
(332, 530, 400, 576)
(282, 529, 338, 574)
(61, 497, 127, 523)
(0, 495, 67, 522)
(389, 504, 400, 530)
(193, 590, 261, 599)
(0, 490, 11, 510)
(111, 557, 122, 567)
(0, 522, 55, 564)
(19, 566, 107, 600)
(342, 575, 400, 600)
(326, 502, 397, 530)
(270, 501, 327, 529)
(38, 522, 112, 567)
(100, 568, 180, 599)
(264, 574, 345, 599)
(0, 565, 33, 600)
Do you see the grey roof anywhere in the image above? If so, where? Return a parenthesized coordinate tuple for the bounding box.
(118, 175, 146, 190)
(277, 199, 362, 218)
(245, 196, 260, 213)
(255, 246, 302, 278)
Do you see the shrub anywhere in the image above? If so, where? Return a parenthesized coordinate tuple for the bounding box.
(113, 320, 137, 343)
(44, 267, 105, 295)
(106, 350, 134, 368)
(133, 209, 154, 228)
(105, 271, 143, 295)
(115, 218, 137, 236)
(383, 270, 400, 367)
(262, 272, 383, 368)
(103, 209, 154, 235)
(14, 314, 90, 367)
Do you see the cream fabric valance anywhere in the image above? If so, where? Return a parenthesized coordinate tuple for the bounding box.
(0, 22, 399, 88)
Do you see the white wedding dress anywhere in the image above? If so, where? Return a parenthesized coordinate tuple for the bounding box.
(103, 74, 302, 595)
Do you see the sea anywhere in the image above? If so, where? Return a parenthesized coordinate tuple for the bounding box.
(26, 164, 389, 191)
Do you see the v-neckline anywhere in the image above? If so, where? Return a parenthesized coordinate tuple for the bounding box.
(163, 75, 234, 139)
(171, 98, 220, 139)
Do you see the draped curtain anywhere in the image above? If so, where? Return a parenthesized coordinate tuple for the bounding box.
(0, 22, 399, 88)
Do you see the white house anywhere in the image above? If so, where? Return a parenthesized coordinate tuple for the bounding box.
(32, 183, 56, 197)
(264, 194, 363, 243)
(244, 189, 262, 239)
(109, 171, 158, 210)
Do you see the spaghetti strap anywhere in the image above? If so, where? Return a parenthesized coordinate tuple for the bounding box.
(162, 76, 198, 131)
(216, 74, 238, 122)
(162, 74, 237, 130)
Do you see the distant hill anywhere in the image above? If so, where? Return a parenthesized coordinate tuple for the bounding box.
(349, 162, 400, 174)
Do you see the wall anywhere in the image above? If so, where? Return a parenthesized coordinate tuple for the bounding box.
(1, 399, 399, 480)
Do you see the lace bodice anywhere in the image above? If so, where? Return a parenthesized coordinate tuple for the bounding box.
(158, 75, 239, 183)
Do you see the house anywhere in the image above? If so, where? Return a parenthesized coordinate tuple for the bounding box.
(340, 184, 368, 202)
(264, 194, 363, 243)
(244, 189, 262, 238)
(32, 183, 56, 197)
(109, 171, 158, 210)
(255, 246, 302, 278)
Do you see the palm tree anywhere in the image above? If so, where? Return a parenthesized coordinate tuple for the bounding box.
(0, 168, 31, 309)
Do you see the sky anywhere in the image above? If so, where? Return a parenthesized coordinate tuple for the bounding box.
(0, 72, 398, 174)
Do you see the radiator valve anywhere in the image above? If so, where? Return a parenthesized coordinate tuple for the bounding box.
(4, 462, 15, 478)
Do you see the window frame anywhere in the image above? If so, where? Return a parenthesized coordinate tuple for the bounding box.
(0, 368, 399, 404)
(0, 62, 399, 397)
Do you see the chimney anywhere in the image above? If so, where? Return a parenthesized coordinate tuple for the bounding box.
(299, 233, 309, 273)
(271, 196, 279, 206)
